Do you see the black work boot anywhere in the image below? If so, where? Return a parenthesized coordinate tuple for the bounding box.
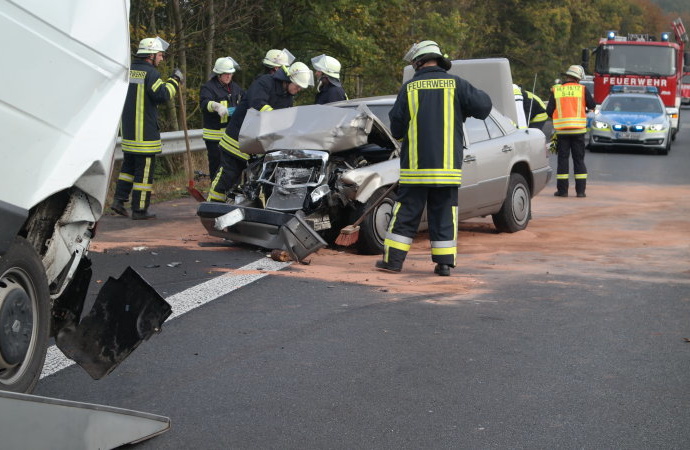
(131, 209, 157, 220)
(375, 260, 402, 273)
(110, 198, 129, 217)
(434, 264, 451, 276)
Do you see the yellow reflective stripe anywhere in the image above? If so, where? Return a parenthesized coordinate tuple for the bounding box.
(384, 238, 411, 252)
(151, 79, 163, 92)
(387, 202, 401, 234)
(135, 84, 144, 142)
(121, 139, 162, 153)
(555, 128, 587, 135)
(531, 112, 548, 122)
(452, 205, 458, 240)
(203, 128, 224, 140)
(556, 174, 569, 179)
(207, 102, 215, 112)
(208, 168, 226, 202)
(165, 83, 175, 97)
(219, 133, 250, 160)
(407, 89, 419, 169)
(138, 157, 153, 210)
(399, 168, 461, 184)
(431, 246, 456, 255)
(118, 172, 135, 182)
(574, 173, 587, 179)
(133, 183, 153, 191)
(259, 105, 273, 112)
(207, 190, 226, 202)
(444, 86, 454, 169)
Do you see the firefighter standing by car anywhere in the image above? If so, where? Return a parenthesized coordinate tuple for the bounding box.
(311, 54, 347, 104)
(111, 37, 183, 220)
(207, 62, 314, 202)
(200, 56, 244, 179)
(376, 40, 492, 277)
(546, 64, 595, 198)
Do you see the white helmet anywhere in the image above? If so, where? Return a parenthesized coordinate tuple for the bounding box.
(213, 56, 239, 74)
(137, 37, 169, 55)
(311, 54, 341, 79)
(403, 40, 443, 62)
(263, 48, 295, 68)
(564, 64, 585, 81)
(288, 62, 314, 88)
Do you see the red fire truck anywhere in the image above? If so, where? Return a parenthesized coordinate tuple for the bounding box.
(583, 18, 689, 140)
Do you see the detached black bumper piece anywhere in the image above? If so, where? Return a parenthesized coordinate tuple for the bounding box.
(55, 267, 171, 380)
(197, 202, 327, 262)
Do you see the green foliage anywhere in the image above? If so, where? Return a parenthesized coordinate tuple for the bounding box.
(132, 0, 677, 130)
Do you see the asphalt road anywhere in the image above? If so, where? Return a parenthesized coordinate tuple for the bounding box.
(35, 110, 690, 449)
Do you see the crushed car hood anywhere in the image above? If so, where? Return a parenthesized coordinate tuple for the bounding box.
(239, 104, 398, 155)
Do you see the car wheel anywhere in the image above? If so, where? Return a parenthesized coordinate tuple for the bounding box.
(492, 173, 531, 233)
(0, 237, 50, 393)
(355, 186, 397, 255)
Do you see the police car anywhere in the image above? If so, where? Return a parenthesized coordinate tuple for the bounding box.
(589, 86, 672, 155)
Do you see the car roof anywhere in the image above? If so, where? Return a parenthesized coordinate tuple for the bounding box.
(329, 95, 395, 108)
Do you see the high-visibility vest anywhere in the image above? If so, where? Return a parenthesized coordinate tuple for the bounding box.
(551, 83, 587, 134)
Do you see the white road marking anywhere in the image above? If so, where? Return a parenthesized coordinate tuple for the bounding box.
(40, 258, 291, 379)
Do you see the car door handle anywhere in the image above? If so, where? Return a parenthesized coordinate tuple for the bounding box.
(463, 154, 476, 162)
(502, 145, 513, 153)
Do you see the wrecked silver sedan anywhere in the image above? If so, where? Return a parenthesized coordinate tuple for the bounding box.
(197, 96, 552, 261)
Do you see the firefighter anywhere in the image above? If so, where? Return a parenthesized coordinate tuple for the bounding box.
(111, 37, 183, 220)
(311, 54, 347, 104)
(261, 48, 295, 75)
(199, 56, 244, 179)
(207, 62, 314, 202)
(546, 64, 595, 198)
(376, 40, 492, 276)
(522, 88, 548, 130)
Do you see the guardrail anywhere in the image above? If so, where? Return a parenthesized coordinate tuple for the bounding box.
(114, 129, 205, 161)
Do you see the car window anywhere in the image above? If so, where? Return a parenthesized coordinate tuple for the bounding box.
(465, 117, 490, 144)
(485, 116, 504, 139)
(366, 105, 392, 128)
(602, 96, 663, 113)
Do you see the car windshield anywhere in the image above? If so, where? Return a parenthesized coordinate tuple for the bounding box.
(601, 96, 664, 114)
(595, 44, 675, 76)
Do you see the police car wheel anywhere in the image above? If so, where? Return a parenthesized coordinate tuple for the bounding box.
(492, 173, 531, 233)
(0, 237, 50, 393)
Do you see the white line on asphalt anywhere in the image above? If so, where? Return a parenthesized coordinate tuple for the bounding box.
(40, 258, 291, 379)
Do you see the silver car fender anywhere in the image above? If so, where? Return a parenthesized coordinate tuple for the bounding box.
(341, 158, 400, 203)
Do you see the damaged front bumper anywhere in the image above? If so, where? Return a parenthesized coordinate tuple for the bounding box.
(197, 202, 327, 263)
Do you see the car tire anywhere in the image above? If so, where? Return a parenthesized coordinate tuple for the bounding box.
(492, 173, 531, 233)
(355, 185, 397, 255)
(658, 133, 671, 155)
(0, 237, 50, 393)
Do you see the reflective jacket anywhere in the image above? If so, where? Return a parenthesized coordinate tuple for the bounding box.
(522, 89, 548, 125)
(547, 82, 595, 134)
(199, 77, 244, 141)
(121, 59, 179, 154)
(220, 69, 294, 161)
(388, 66, 492, 187)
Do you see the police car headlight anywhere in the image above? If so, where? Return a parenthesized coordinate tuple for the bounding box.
(593, 121, 610, 130)
(647, 124, 666, 132)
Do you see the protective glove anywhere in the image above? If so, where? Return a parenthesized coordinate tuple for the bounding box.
(171, 68, 184, 84)
(210, 101, 228, 117)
